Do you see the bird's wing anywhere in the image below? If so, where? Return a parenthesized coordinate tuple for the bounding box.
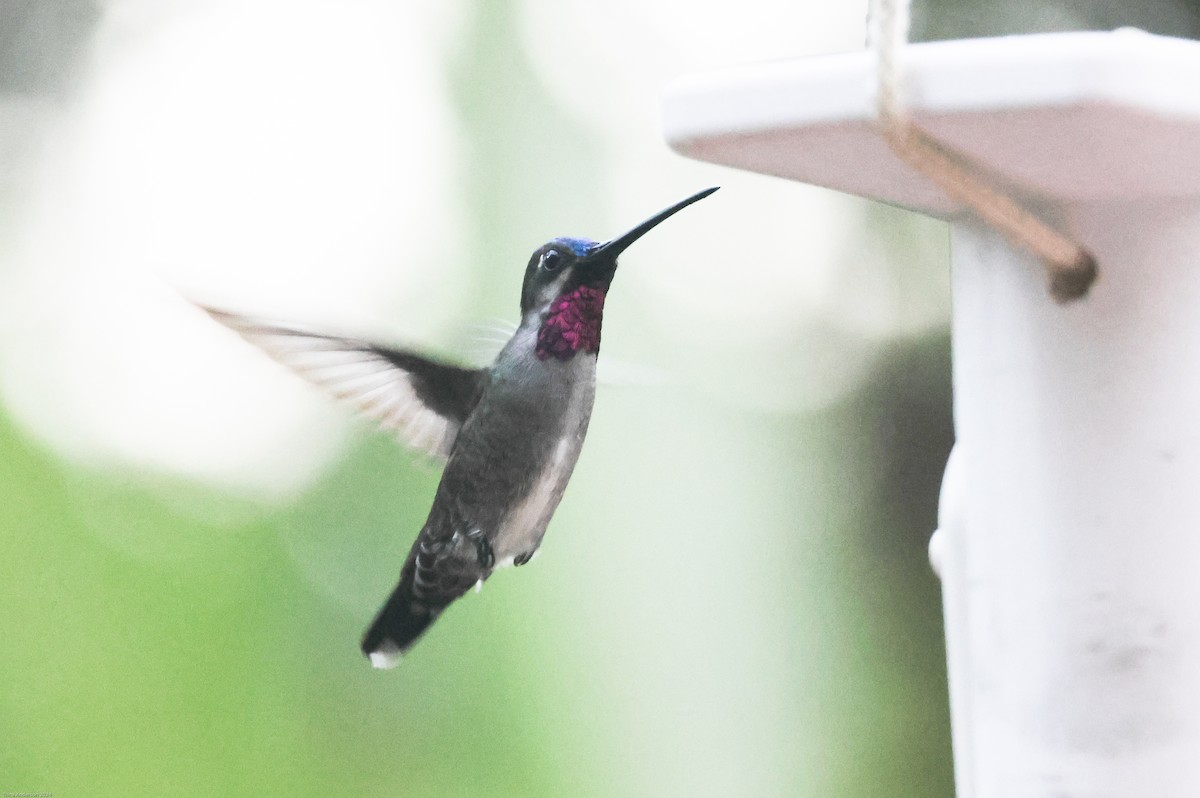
(200, 306, 487, 460)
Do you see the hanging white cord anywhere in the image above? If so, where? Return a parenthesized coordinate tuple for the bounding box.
(869, 0, 911, 128)
(868, 0, 1097, 303)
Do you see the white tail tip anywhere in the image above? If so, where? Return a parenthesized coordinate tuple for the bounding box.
(368, 643, 403, 670)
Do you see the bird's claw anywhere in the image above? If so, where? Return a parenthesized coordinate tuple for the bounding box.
(465, 528, 494, 569)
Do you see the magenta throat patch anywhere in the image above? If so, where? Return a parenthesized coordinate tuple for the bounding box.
(536, 284, 606, 361)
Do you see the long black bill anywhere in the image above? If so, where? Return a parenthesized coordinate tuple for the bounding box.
(585, 186, 719, 263)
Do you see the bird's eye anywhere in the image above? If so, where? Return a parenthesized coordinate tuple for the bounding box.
(541, 250, 563, 272)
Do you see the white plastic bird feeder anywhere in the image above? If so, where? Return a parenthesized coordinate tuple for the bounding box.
(665, 29, 1200, 798)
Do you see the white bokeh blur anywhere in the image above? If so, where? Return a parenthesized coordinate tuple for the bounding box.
(0, 0, 468, 500)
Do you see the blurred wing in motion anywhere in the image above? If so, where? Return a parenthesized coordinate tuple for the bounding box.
(199, 306, 487, 460)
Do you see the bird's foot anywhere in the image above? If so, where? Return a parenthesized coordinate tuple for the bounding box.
(465, 528, 495, 569)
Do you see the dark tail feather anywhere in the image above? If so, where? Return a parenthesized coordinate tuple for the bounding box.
(361, 582, 442, 669)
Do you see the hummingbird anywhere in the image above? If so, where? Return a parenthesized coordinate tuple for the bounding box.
(199, 187, 718, 668)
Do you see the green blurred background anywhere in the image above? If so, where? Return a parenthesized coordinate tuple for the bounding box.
(0, 0, 975, 794)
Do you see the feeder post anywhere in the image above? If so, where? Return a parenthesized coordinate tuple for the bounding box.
(665, 30, 1200, 797)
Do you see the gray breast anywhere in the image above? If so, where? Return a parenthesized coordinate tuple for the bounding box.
(489, 354, 596, 566)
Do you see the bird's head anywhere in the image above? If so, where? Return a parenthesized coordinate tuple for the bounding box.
(519, 187, 718, 361)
